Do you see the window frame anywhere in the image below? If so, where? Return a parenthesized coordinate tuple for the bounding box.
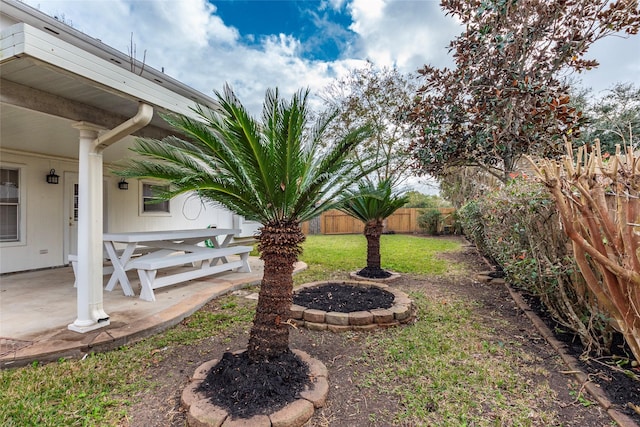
(139, 181, 171, 216)
(0, 164, 26, 246)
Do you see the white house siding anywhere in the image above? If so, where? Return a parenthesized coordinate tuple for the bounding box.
(0, 147, 238, 274)
(104, 172, 236, 236)
(0, 150, 69, 272)
(0, 1, 260, 276)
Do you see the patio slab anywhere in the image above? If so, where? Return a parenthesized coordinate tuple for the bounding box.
(0, 258, 306, 368)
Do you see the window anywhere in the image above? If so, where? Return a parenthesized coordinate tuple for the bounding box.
(141, 182, 170, 214)
(0, 167, 20, 241)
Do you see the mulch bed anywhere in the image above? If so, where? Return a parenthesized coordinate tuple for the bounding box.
(293, 283, 394, 312)
(355, 267, 392, 279)
(521, 291, 640, 423)
(196, 349, 311, 419)
(196, 284, 394, 419)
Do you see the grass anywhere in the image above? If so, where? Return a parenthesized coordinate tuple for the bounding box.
(0, 234, 563, 426)
(0, 295, 254, 426)
(357, 293, 557, 426)
(294, 234, 462, 284)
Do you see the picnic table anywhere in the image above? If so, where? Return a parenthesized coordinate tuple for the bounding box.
(102, 228, 252, 301)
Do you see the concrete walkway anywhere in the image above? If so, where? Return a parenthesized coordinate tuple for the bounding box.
(0, 257, 304, 368)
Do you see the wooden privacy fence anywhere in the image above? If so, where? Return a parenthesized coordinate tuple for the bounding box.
(302, 208, 456, 235)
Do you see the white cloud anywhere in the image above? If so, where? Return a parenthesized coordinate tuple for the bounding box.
(348, 0, 459, 72)
(28, 0, 635, 106)
(21, 0, 640, 194)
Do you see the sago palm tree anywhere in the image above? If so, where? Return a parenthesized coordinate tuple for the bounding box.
(338, 178, 408, 278)
(116, 84, 372, 361)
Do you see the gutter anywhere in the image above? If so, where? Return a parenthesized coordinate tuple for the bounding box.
(94, 103, 154, 150)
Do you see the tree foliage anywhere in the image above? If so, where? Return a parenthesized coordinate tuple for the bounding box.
(117, 85, 373, 360)
(410, 0, 640, 182)
(338, 178, 408, 277)
(404, 190, 450, 209)
(579, 82, 640, 153)
(322, 62, 416, 186)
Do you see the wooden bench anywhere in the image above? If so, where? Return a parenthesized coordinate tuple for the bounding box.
(126, 245, 252, 302)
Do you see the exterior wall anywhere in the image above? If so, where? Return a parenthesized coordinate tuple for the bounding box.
(104, 173, 234, 234)
(0, 148, 241, 274)
(0, 150, 70, 272)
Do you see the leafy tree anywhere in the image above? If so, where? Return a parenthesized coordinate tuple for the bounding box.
(404, 190, 451, 209)
(410, 0, 640, 182)
(579, 82, 640, 153)
(338, 178, 408, 278)
(438, 166, 502, 208)
(322, 62, 416, 186)
(117, 85, 372, 361)
(417, 209, 443, 235)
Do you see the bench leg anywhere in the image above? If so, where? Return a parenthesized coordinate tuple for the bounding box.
(138, 269, 158, 302)
(237, 252, 251, 273)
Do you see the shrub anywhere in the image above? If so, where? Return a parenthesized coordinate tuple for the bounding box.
(418, 209, 443, 235)
(458, 178, 614, 356)
(533, 142, 640, 362)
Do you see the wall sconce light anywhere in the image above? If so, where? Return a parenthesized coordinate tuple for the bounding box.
(118, 178, 129, 190)
(46, 169, 59, 184)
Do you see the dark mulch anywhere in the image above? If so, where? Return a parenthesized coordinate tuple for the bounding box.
(293, 283, 394, 312)
(356, 267, 392, 279)
(196, 349, 311, 419)
(521, 292, 640, 423)
(196, 284, 396, 420)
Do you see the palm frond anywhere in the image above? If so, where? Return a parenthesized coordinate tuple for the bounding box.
(114, 84, 377, 225)
(337, 178, 409, 224)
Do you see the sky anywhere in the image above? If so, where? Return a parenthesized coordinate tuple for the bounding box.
(22, 0, 640, 193)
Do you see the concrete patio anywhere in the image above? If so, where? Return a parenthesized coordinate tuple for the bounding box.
(0, 257, 303, 368)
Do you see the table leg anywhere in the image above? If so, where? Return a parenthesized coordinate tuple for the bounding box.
(104, 242, 136, 296)
(214, 233, 233, 263)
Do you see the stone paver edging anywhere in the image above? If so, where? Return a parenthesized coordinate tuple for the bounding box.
(182, 349, 328, 427)
(475, 270, 639, 427)
(290, 280, 414, 332)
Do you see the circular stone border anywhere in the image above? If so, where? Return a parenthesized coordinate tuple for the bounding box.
(182, 349, 328, 427)
(290, 280, 414, 332)
(349, 270, 402, 283)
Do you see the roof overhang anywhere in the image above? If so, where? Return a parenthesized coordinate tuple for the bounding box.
(1, 1, 216, 161)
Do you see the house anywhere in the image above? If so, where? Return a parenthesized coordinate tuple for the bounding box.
(0, 0, 260, 332)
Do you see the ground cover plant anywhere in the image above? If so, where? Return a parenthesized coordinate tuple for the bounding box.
(0, 234, 626, 426)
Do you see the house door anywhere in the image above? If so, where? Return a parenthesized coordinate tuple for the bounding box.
(64, 172, 79, 263)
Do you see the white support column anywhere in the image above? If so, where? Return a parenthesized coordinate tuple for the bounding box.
(68, 122, 110, 333)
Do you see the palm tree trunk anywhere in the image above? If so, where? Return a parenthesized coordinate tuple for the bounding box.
(365, 219, 383, 270)
(247, 221, 305, 361)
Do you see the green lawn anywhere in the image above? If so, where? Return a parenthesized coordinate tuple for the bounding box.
(0, 234, 565, 426)
(294, 234, 461, 284)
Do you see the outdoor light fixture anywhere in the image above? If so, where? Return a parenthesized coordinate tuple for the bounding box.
(46, 169, 59, 184)
(118, 178, 129, 190)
